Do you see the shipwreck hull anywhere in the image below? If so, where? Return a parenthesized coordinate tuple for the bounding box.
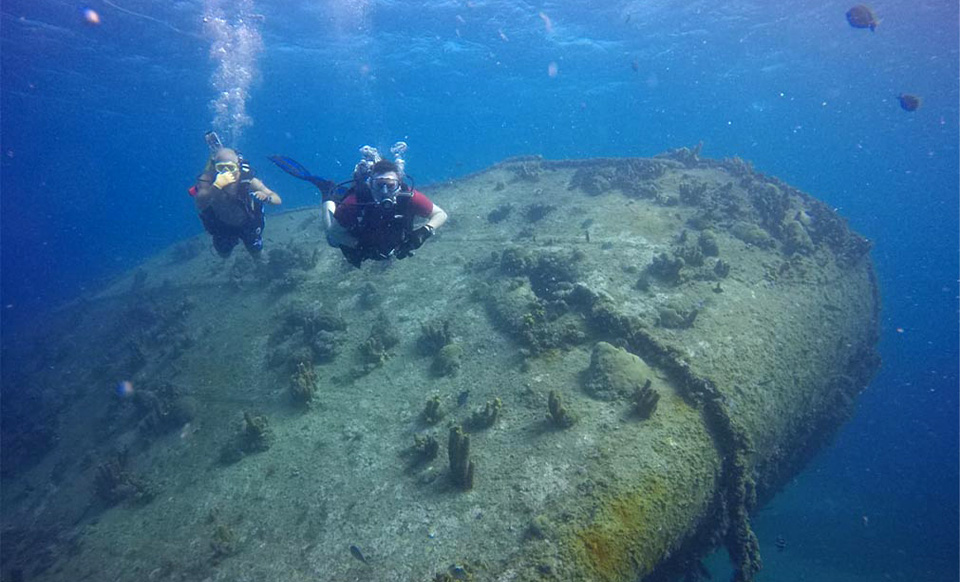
(0, 151, 879, 582)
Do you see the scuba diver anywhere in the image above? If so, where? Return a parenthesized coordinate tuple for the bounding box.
(269, 142, 447, 268)
(189, 132, 282, 258)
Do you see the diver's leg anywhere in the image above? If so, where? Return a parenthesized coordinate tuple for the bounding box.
(242, 226, 263, 257)
(213, 235, 238, 258)
(340, 246, 364, 269)
(200, 209, 238, 258)
(241, 215, 265, 258)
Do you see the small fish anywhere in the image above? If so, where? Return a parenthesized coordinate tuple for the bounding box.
(775, 535, 786, 552)
(538, 11, 553, 34)
(845, 4, 879, 32)
(116, 380, 134, 397)
(630, 58, 639, 73)
(82, 7, 101, 26)
(897, 93, 921, 112)
(179, 422, 197, 440)
(457, 390, 470, 407)
(349, 544, 368, 564)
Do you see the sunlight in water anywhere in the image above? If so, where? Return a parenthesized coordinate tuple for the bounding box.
(203, 0, 262, 145)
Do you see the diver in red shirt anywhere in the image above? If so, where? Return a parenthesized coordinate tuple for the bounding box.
(270, 143, 448, 268)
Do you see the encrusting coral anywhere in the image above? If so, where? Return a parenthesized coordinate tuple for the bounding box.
(469, 398, 502, 430)
(487, 204, 513, 223)
(357, 313, 401, 372)
(219, 411, 274, 464)
(698, 230, 720, 257)
(432, 343, 464, 377)
(132, 382, 195, 438)
(290, 361, 317, 408)
(546, 390, 576, 428)
(478, 248, 591, 355)
(262, 244, 318, 294)
(512, 160, 542, 183)
(210, 524, 238, 562)
(583, 342, 655, 401)
(648, 252, 685, 285)
(421, 395, 444, 425)
(240, 412, 273, 453)
(357, 282, 382, 310)
(657, 305, 698, 330)
(418, 319, 454, 356)
(523, 203, 555, 222)
(267, 300, 347, 371)
(94, 449, 155, 506)
(714, 259, 731, 279)
(411, 434, 439, 464)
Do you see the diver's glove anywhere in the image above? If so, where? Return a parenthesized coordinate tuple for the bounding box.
(213, 171, 237, 189)
(396, 225, 433, 259)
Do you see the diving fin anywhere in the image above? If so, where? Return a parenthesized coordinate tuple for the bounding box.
(268, 155, 338, 198)
(268, 155, 313, 179)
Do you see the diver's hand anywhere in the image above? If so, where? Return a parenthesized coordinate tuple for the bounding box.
(253, 191, 272, 202)
(213, 171, 237, 189)
(396, 225, 433, 259)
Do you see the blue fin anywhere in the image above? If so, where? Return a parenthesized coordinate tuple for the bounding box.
(268, 155, 313, 179)
(268, 155, 338, 197)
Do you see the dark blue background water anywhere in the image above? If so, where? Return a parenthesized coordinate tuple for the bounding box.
(2, 1, 957, 579)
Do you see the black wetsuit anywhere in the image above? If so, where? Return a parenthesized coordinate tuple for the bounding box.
(334, 187, 426, 268)
(199, 164, 265, 257)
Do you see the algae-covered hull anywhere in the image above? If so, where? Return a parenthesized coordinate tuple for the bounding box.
(0, 150, 879, 582)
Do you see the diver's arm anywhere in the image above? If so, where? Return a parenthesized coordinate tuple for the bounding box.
(322, 201, 359, 248)
(193, 171, 217, 211)
(397, 202, 447, 258)
(326, 220, 359, 248)
(322, 200, 337, 230)
(424, 204, 448, 231)
(249, 177, 282, 205)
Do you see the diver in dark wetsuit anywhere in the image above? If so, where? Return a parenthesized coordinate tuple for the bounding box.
(190, 146, 282, 258)
(326, 158, 447, 268)
(269, 142, 447, 269)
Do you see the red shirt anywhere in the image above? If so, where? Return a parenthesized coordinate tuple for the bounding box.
(334, 190, 434, 228)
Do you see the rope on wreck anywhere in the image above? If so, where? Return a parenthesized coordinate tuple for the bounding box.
(589, 299, 763, 582)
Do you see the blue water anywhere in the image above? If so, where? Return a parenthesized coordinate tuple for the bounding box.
(1, 0, 957, 580)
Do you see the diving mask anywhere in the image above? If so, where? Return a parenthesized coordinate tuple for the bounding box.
(372, 176, 401, 199)
(215, 161, 239, 174)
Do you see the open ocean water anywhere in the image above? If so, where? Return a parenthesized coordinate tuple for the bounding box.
(1, 1, 957, 581)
